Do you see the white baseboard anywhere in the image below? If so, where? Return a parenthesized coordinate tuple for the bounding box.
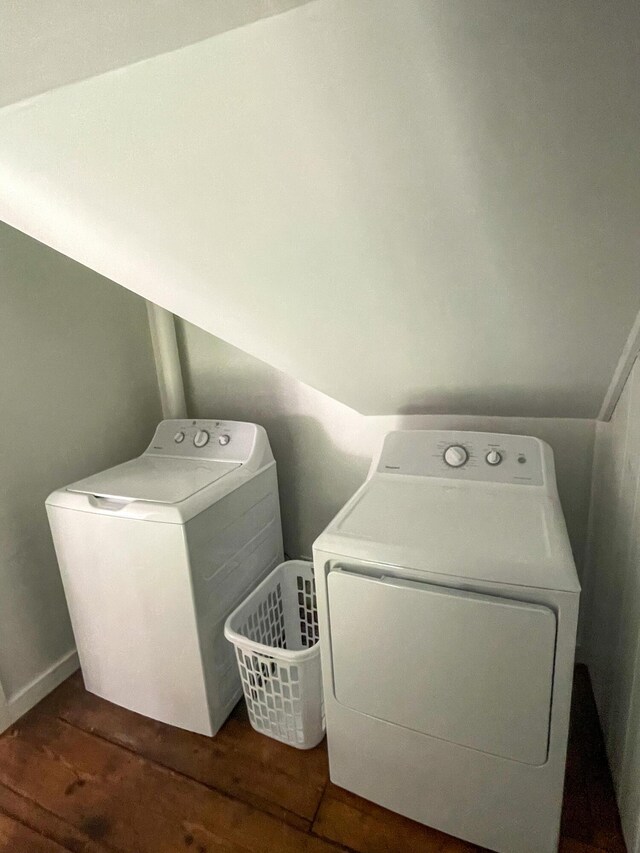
(0, 649, 79, 734)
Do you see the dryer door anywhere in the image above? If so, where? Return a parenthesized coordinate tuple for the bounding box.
(327, 568, 557, 765)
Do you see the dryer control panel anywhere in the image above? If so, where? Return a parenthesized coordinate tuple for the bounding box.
(145, 419, 264, 465)
(375, 431, 546, 486)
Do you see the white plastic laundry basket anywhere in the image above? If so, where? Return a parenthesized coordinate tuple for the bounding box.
(224, 560, 324, 749)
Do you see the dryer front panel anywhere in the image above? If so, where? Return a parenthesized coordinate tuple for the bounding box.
(327, 568, 557, 765)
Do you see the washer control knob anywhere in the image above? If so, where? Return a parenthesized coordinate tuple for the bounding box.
(218, 434, 231, 446)
(193, 429, 210, 448)
(486, 449, 502, 466)
(174, 431, 185, 444)
(444, 445, 468, 468)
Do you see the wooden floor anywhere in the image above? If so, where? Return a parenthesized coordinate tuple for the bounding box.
(0, 665, 626, 853)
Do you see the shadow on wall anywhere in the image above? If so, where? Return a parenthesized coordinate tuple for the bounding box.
(396, 383, 597, 420)
(266, 413, 369, 559)
(0, 502, 72, 699)
(175, 328, 369, 555)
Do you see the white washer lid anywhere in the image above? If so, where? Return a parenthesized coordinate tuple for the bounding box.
(67, 456, 240, 504)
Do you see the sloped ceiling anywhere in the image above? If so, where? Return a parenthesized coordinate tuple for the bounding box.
(0, 0, 313, 107)
(0, 0, 639, 417)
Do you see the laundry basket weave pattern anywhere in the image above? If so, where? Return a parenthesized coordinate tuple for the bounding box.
(225, 561, 324, 749)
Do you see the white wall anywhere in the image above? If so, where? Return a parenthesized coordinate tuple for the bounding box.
(0, 0, 638, 419)
(0, 0, 313, 107)
(0, 223, 162, 732)
(178, 320, 595, 584)
(583, 355, 640, 853)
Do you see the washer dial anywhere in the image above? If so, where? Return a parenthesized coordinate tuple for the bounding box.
(174, 431, 185, 443)
(444, 445, 468, 468)
(486, 449, 502, 466)
(193, 429, 210, 448)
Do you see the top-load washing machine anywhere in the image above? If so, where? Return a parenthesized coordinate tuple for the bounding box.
(313, 430, 580, 853)
(47, 419, 283, 736)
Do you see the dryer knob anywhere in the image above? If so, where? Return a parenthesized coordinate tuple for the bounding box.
(486, 449, 502, 466)
(218, 434, 231, 446)
(444, 445, 468, 468)
(193, 429, 210, 448)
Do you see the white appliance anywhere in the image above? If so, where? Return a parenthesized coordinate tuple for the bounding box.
(313, 430, 580, 853)
(47, 419, 283, 736)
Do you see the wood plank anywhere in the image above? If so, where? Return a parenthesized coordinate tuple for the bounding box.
(0, 810, 70, 853)
(558, 665, 628, 852)
(0, 783, 109, 853)
(559, 840, 616, 853)
(312, 782, 479, 853)
(573, 669, 627, 853)
(585, 750, 627, 853)
(0, 712, 341, 853)
(0, 666, 627, 853)
(46, 673, 326, 829)
(561, 666, 596, 846)
(562, 767, 594, 848)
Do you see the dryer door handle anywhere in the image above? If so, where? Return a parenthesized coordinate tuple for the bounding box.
(332, 564, 554, 611)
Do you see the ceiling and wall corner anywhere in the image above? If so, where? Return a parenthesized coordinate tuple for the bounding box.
(0, 0, 314, 108)
(599, 309, 640, 422)
(0, 0, 638, 419)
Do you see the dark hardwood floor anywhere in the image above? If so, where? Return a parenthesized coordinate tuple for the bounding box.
(0, 665, 626, 852)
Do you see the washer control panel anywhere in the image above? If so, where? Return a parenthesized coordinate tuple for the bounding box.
(376, 431, 545, 486)
(145, 419, 257, 462)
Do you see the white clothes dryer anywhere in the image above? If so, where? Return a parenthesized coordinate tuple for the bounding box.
(313, 430, 580, 853)
(47, 419, 283, 736)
